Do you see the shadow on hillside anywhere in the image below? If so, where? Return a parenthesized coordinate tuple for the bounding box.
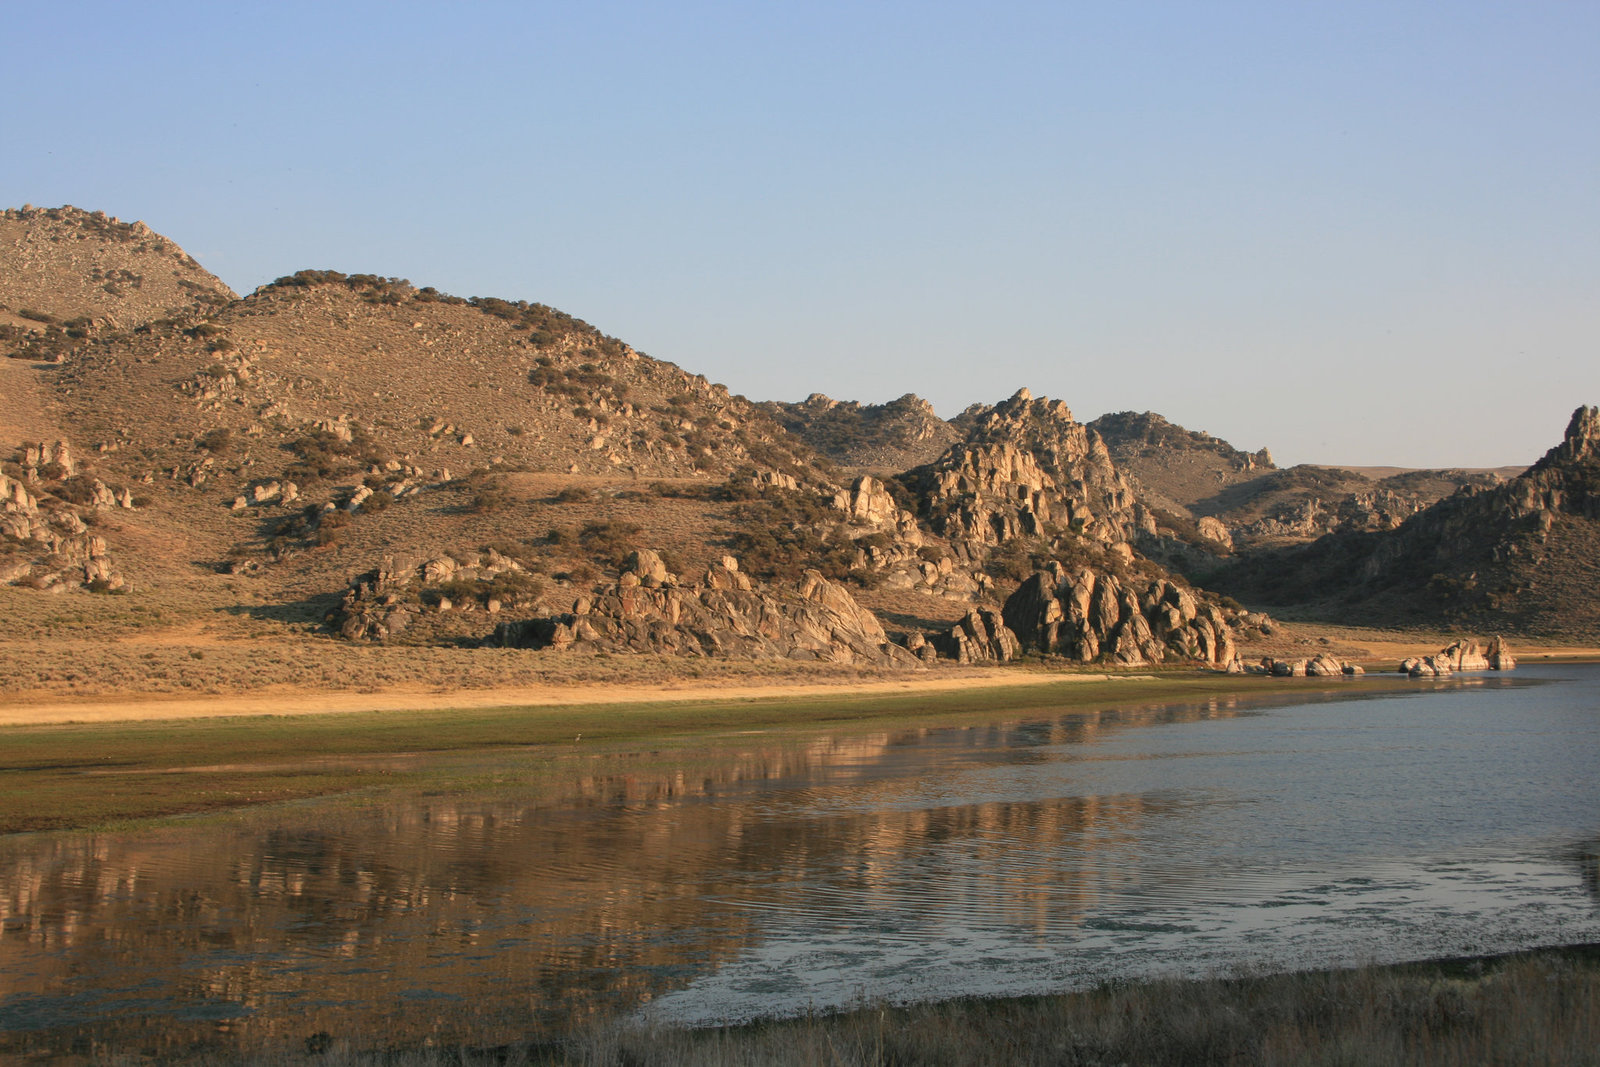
(873, 607, 967, 637)
(1188, 466, 1372, 519)
(223, 593, 342, 628)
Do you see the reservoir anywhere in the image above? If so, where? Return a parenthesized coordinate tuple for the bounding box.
(3, 665, 1598, 1057)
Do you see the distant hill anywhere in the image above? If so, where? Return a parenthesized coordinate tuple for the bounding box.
(1089, 410, 1274, 516)
(1090, 409, 1509, 552)
(1205, 407, 1600, 638)
(757, 392, 959, 470)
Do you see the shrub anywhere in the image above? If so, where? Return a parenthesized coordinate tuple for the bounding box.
(468, 474, 512, 514)
(197, 428, 233, 455)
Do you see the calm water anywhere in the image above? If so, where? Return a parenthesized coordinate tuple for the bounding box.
(3, 666, 1599, 1057)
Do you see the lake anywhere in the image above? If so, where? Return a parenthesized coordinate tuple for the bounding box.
(3, 665, 1598, 1058)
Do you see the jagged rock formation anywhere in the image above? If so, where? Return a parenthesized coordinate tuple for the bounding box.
(759, 392, 959, 469)
(491, 552, 920, 666)
(1001, 563, 1241, 668)
(930, 608, 1021, 665)
(1208, 407, 1600, 636)
(905, 389, 1152, 551)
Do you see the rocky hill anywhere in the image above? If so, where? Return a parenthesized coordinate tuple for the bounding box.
(5, 204, 1584, 676)
(1205, 407, 1600, 637)
(757, 392, 959, 470)
(0, 206, 235, 362)
(1090, 409, 1509, 555)
(1089, 410, 1274, 516)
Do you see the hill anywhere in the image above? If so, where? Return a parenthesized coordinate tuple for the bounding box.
(1089, 410, 1274, 517)
(4, 204, 1581, 693)
(0, 205, 235, 362)
(1090, 409, 1510, 554)
(756, 392, 959, 471)
(1205, 407, 1600, 638)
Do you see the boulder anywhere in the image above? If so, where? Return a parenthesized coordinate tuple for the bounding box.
(623, 548, 671, 587)
(1306, 653, 1344, 677)
(1438, 639, 1490, 672)
(1486, 635, 1516, 670)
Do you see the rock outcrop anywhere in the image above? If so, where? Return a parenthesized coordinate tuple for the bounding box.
(932, 608, 1021, 665)
(1000, 562, 1240, 668)
(331, 548, 541, 641)
(1437, 638, 1491, 672)
(1401, 637, 1514, 675)
(906, 389, 1151, 550)
(0, 467, 125, 590)
(832, 475, 924, 546)
(492, 555, 920, 667)
(1486, 635, 1516, 670)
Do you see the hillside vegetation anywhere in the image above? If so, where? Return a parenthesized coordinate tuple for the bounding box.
(2, 205, 1594, 692)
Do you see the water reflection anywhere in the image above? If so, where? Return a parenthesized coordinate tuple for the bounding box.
(3, 672, 1599, 1057)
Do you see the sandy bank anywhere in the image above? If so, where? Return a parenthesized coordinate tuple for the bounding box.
(0, 669, 1127, 726)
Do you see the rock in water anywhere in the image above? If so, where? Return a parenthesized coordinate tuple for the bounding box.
(1486, 635, 1516, 670)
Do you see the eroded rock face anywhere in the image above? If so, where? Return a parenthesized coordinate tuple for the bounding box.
(1001, 563, 1240, 668)
(493, 558, 919, 667)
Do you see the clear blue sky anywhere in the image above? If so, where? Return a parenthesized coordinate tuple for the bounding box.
(8, 1, 1598, 467)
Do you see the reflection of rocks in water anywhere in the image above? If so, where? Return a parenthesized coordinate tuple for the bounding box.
(0, 694, 1245, 1060)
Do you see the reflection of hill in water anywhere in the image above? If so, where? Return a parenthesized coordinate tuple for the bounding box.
(0, 700, 1249, 1056)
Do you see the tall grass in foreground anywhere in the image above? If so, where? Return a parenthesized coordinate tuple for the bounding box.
(219, 947, 1600, 1066)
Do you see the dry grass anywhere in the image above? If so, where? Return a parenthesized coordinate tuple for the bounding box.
(179, 945, 1600, 1066)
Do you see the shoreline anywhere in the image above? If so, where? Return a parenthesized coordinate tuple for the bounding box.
(4, 643, 1595, 727)
(0, 670, 1410, 834)
(0, 666, 1127, 726)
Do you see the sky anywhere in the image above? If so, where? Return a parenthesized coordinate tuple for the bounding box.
(7, 1, 1598, 468)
